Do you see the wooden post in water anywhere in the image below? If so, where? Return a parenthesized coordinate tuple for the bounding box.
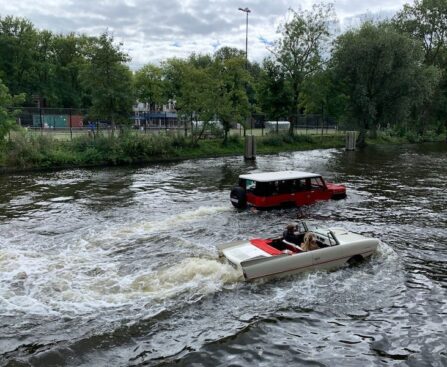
(345, 131, 356, 151)
(244, 135, 256, 160)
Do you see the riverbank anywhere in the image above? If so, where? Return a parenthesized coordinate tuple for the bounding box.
(0, 131, 444, 173)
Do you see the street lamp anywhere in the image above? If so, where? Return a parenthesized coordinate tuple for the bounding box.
(238, 7, 250, 69)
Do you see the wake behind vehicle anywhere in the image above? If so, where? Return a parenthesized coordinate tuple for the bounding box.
(217, 222, 379, 281)
(230, 171, 346, 209)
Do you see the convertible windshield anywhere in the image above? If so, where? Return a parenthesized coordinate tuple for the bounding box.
(298, 222, 339, 246)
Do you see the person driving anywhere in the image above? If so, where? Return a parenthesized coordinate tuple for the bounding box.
(283, 223, 301, 245)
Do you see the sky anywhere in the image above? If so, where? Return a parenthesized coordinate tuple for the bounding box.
(0, 0, 409, 70)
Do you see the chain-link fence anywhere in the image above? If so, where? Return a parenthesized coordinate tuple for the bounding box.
(9, 107, 340, 141)
(232, 113, 339, 137)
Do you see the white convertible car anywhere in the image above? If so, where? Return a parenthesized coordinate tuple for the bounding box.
(217, 222, 379, 281)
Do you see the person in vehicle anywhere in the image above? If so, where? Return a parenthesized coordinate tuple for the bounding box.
(301, 232, 319, 251)
(283, 224, 301, 245)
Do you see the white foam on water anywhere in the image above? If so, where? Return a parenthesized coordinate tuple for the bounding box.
(91, 205, 232, 247)
(128, 257, 242, 299)
(0, 205, 239, 320)
(0, 233, 241, 318)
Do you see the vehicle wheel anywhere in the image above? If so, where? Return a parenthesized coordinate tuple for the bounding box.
(347, 255, 364, 267)
(230, 186, 247, 208)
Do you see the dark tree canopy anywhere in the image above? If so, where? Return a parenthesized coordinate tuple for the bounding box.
(332, 22, 440, 145)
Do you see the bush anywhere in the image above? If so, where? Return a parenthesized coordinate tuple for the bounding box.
(5, 133, 46, 168)
(224, 134, 242, 146)
(261, 132, 316, 146)
(261, 133, 285, 146)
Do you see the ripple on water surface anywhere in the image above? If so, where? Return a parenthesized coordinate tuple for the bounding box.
(0, 144, 446, 366)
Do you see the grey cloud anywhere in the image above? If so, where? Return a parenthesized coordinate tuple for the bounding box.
(0, 0, 408, 69)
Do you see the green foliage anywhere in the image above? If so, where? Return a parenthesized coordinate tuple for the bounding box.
(161, 50, 251, 144)
(261, 133, 285, 146)
(270, 3, 336, 134)
(213, 54, 251, 139)
(261, 132, 316, 147)
(394, 0, 447, 66)
(2, 132, 204, 169)
(257, 58, 294, 120)
(393, 0, 447, 136)
(0, 79, 25, 143)
(5, 133, 50, 167)
(51, 33, 89, 108)
(81, 32, 134, 127)
(0, 17, 89, 108)
(134, 64, 165, 111)
(331, 21, 441, 145)
(299, 69, 348, 121)
(2, 4, 447, 160)
(0, 16, 38, 100)
(224, 134, 242, 146)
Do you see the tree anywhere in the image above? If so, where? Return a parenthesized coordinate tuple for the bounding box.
(214, 47, 245, 61)
(134, 64, 165, 112)
(81, 32, 134, 131)
(51, 33, 89, 108)
(164, 55, 217, 145)
(0, 16, 39, 104)
(257, 58, 294, 124)
(299, 68, 347, 122)
(212, 52, 251, 142)
(270, 3, 335, 135)
(0, 78, 25, 143)
(33, 30, 56, 106)
(394, 0, 447, 137)
(214, 48, 252, 139)
(167, 51, 251, 144)
(332, 22, 440, 146)
(394, 0, 447, 66)
(0, 17, 90, 108)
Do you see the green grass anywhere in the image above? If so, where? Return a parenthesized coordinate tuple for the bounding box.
(366, 130, 445, 145)
(0, 128, 443, 172)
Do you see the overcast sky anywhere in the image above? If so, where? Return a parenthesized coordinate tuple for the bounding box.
(0, 0, 409, 70)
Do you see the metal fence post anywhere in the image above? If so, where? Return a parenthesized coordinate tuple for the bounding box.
(165, 112, 168, 133)
(69, 109, 73, 141)
(40, 107, 43, 135)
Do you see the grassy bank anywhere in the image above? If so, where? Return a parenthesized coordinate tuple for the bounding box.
(0, 130, 444, 172)
(0, 132, 345, 171)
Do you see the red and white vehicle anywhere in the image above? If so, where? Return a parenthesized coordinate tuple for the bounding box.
(230, 171, 346, 209)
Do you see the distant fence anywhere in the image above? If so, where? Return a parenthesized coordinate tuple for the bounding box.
(245, 114, 338, 136)
(9, 107, 340, 140)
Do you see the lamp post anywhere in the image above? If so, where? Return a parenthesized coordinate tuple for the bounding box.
(238, 7, 251, 135)
(238, 7, 250, 69)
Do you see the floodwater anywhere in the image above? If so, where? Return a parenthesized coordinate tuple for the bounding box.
(0, 143, 446, 366)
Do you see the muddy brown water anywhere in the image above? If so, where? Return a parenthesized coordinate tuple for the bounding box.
(0, 143, 446, 366)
